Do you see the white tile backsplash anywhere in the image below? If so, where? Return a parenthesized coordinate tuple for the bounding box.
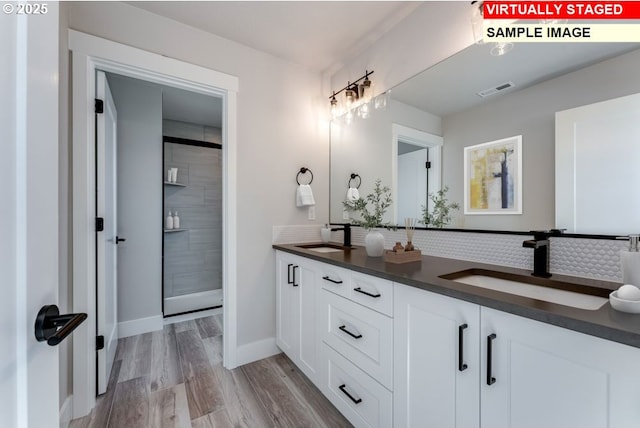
(273, 225, 625, 283)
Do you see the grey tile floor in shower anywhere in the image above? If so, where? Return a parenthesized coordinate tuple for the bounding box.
(69, 315, 351, 428)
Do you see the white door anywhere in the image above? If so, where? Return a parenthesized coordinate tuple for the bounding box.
(394, 284, 480, 428)
(397, 147, 428, 221)
(96, 71, 119, 394)
(1, 6, 61, 427)
(556, 92, 640, 234)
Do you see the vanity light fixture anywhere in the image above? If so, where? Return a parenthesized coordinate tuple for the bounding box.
(330, 70, 385, 122)
(470, 1, 514, 57)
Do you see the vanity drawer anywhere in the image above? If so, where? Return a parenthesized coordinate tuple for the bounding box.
(320, 343, 392, 428)
(317, 263, 351, 298)
(349, 272, 393, 317)
(320, 289, 393, 389)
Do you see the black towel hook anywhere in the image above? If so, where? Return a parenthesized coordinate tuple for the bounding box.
(348, 173, 361, 189)
(296, 167, 313, 185)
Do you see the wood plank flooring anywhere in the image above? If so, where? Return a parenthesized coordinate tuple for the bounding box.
(70, 315, 351, 428)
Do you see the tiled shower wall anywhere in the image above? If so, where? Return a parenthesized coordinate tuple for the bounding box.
(164, 142, 222, 297)
(272, 225, 628, 283)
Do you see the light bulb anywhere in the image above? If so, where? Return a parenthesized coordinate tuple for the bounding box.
(359, 102, 370, 119)
(490, 42, 513, 56)
(345, 109, 354, 125)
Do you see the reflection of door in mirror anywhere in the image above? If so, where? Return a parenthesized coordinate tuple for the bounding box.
(392, 124, 442, 225)
(556, 92, 640, 234)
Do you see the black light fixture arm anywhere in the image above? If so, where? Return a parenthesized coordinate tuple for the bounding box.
(329, 70, 374, 100)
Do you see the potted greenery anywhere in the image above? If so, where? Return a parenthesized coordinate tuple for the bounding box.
(343, 178, 392, 256)
(420, 186, 460, 228)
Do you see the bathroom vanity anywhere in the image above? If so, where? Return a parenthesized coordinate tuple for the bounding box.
(274, 243, 640, 428)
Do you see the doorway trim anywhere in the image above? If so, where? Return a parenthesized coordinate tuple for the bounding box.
(70, 30, 239, 417)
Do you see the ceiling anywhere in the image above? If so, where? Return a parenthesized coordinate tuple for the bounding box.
(162, 87, 223, 128)
(126, 1, 422, 73)
(391, 42, 640, 117)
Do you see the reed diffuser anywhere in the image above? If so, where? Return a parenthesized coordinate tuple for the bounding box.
(404, 218, 416, 251)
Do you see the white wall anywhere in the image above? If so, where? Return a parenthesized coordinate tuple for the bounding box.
(107, 73, 164, 323)
(67, 2, 327, 348)
(328, 2, 474, 97)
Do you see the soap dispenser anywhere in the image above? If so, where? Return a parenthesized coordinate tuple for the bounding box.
(621, 234, 640, 286)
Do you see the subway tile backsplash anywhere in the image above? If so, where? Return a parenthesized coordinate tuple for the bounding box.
(272, 225, 626, 283)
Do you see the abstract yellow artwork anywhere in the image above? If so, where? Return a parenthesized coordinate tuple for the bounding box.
(464, 135, 522, 215)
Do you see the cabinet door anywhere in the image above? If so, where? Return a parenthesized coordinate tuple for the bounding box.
(276, 253, 298, 358)
(481, 307, 640, 428)
(394, 284, 480, 428)
(275, 252, 318, 382)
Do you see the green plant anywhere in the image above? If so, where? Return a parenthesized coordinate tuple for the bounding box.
(343, 178, 392, 230)
(421, 186, 460, 228)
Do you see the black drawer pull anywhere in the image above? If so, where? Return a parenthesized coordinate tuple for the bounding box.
(338, 384, 362, 404)
(353, 287, 381, 298)
(487, 333, 497, 385)
(338, 325, 362, 339)
(322, 276, 343, 284)
(458, 323, 468, 372)
(292, 265, 299, 287)
(287, 264, 293, 284)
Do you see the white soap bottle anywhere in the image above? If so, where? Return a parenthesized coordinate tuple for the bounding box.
(173, 211, 180, 229)
(165, 211, 174, 230)
(621, 235, 640, 286)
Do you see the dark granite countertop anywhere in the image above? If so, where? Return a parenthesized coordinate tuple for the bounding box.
(273, 242, 640, 349)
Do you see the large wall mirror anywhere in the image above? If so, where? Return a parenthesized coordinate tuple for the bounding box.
(330, 41, 640, 235)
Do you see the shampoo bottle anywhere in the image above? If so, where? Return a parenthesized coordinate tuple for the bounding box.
(173, 211, 180, 229)
(621, 235, 640, 286)
(166, 211, 174, 230)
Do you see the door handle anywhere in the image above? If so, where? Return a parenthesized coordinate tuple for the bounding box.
(487, 333, 497, 385)
(35, 305, 87, 346)
(115, 236, 126, 244)
(458, 323, 468, 372)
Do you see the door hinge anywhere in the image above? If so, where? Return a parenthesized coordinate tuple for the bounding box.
(96, 335, 105, 351)
(96, 217, 104, 232)
(95, 98, 104, 114)
(425, 161, 431, 169)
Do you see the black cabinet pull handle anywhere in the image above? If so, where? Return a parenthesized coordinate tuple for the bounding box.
(292, 265, 299, 287)
(338, 325, 362, 339)
(115, 236, 126, 244)
(287, 264, 293, 284)
(353, 287, 381, 298)
(35, 305, 88, 346)
(338, 384, 362, 404)
(322, 276, 343, 284)
(458, 323, 468, 372)
(487, 333, 497, 385)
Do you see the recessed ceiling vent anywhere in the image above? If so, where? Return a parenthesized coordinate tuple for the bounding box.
(477, 81, 515, 98)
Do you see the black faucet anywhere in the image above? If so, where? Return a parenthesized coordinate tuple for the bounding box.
(522, 231, 553, 278)
(329, 223, 351, 248)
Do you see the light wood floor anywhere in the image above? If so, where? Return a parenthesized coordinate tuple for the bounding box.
(70, 315, 351, 428)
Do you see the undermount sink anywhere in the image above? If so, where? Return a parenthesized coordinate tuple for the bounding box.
(440, 269, 609, 310)
(296, 243, 355, 253)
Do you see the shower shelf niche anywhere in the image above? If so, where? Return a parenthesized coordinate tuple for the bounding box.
(164, 181, 186, 187)
(164, 229, 187, 233)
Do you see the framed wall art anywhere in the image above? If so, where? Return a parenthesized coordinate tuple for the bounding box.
(464, 135, 522, 215)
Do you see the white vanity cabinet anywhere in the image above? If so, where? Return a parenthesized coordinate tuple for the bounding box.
(275, 252, 319, 383)
(481, 307, 640, 428)
(394, 282, 481, 428)
(395, 282, 640, 428)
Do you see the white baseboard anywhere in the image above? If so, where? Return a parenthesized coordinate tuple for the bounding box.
(60, 395, 73, 428)
(118, 315, 163, 338)
(235, 337, 280, 366)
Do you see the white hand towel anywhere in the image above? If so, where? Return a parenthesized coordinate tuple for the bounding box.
(346, 187, 360, 202)
(296, 184, 316, 207)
